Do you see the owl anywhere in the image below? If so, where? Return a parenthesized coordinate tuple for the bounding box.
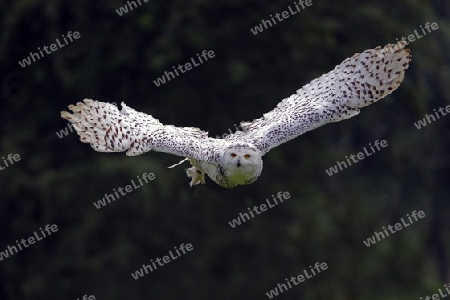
(61, 42, 411, 188)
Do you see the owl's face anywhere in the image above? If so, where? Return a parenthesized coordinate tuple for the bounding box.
(221, 146, 263, 185)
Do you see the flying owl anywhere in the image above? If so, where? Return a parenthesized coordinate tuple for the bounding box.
(61, 42, 411, 188)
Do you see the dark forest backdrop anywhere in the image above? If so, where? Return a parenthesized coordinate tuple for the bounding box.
(0, 0, 449, 299)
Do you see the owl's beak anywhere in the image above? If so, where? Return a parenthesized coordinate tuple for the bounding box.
(237, 159, 241, 167)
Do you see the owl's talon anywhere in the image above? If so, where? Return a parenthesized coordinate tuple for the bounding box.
(186, 166, 205, 187)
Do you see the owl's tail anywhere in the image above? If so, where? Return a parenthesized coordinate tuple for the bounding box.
(336, 41, 411, 109)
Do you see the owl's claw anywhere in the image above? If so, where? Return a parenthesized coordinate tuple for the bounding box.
(186, 166, 205, 187)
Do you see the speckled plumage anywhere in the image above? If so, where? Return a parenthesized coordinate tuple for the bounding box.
(61, 42, 411, 188)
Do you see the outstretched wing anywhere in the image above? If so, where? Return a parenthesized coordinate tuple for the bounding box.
(61, 99, 228, 163)
(227, 41, 411, 155)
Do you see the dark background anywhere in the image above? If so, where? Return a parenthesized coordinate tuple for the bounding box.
(1, 0, 449, 299)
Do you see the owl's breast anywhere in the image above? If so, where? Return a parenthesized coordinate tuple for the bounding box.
(213, 164, 262, 188)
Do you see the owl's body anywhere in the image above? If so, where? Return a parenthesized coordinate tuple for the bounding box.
(61, 42, 411, 188)
(186, 144, 263, 188)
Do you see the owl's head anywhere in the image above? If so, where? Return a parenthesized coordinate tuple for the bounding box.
(221, 144, 263, 185)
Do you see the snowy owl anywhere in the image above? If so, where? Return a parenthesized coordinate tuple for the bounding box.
(61, 42, 411, 188)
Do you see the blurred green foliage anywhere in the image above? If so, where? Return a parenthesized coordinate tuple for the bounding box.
(0, 0, 449, 299)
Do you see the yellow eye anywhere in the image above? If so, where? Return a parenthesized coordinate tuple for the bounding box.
(231, 153, 237, 157)
(244, 154, 251, 159)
